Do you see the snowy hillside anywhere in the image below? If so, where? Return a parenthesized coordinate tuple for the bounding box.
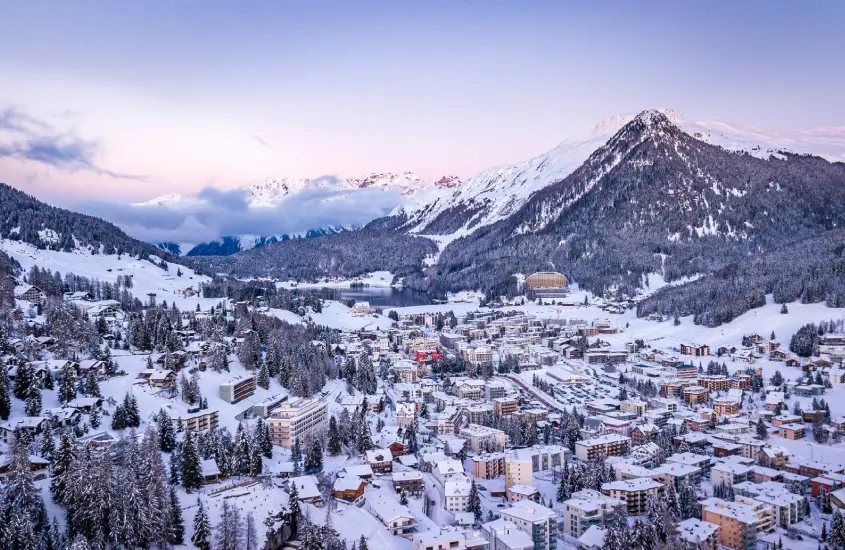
(398, 109, 845, 238)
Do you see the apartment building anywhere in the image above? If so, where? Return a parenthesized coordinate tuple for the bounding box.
(701, 498, 773, 550)
(493, 397, 519, 417)
(471, 453, 506, 480)
(574, 434, 631, 461)
(268, 398, 328, 448)
(562, 489, 621, 539)
(601, 478, 662, 515)
(497, 501, 557, 550)
(505, 454, 533, 489)
(481, 519, 534, 550)
(733, 483, 804, 528)
(697, 375, 730, 392)
(713, 397, 741, 416)
(175, 409, 219, 433)
(619, 400, 648, 416)
(711, 461, 754, 487)
(219, 375, 256, 404)
(650, 462, 702, 490)
(683, 385, 710, 406)
(393, 471, 424, 496)
(454, 380, 486, 400)
(444, 478, 472, 513)
(459, 424, 508, 453)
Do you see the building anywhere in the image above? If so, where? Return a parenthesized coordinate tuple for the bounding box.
(619, 400, 647, 416)
(584, 350, 628, 366)
(493, 397, 518, 417)
(562, 489, 621, 539)
(444, 477, 472, 512)
(482, 519, 534, 550)
(434, 459, 465, 485)
(665, 364, 698, 380)
(819, 334, 845, 363)
(525, 272, 568, 289)
(396, 403, 417, 427)
(701, 498, 772, 550)
(505, 454, 533, 490)
(459, 424, 508, 453)
(680, 344, 710, 356)
(713, 397, 741, 416)
(333, 476, 367, 503)
(368, 494, 416, 538)
(471, 453, 506, 480)
(465, 348, 493, 367)
(366, 448, 394, 474)
(683, 385, 710, 406)
(711, 461, 754, 487)
(0, 417, 46, 444)
(251, 394, 288, 418)
(497, 501, 557, 550)
(779, 424, 805, 440)
(574, 434, 631, 461)
(675, 518, 718, 547)
(14, 284, 45, 303)
(651, 462, 702, 490)
(268, 398, 328, 448)
(393, 471, 424, 496)
(697, 375, 730, 392)
(734, 483, 805, 528)
(601, 478, 662, 515)
(175, 409, 219, 433)
(219, 375, 256, 404)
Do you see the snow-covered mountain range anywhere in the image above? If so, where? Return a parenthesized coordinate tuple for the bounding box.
(396, 109, 845, 238)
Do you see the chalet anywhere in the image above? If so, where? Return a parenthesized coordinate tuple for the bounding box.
(769, 349, 790, 362)
(65, 397, 103, 413)
(0, 454, 50, 482)
(387, 441, 406, 458)
(286, 475, 323, 506)
(393, 471, 424, 496)
(44, 407, 82, 428)
(333, 476, 367, 503)
(77, 359, 106, 375)
(148, 370, 177, 388)
(0, 417, 47, 444)
(78, 431, 119, 449)
(366, 449, 394, 475)
(368, 494, 416, 538)
(344, 464, 375, 482)
(201, 459, 222, 484)
(631, 424, 659, 445)
(15, 284, 45, 303)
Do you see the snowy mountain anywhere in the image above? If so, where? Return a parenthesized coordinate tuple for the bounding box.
(134, 172, 461, 255)
(398, 109, 845, 238)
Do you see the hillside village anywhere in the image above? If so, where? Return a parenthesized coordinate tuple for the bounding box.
(2, 242, 845, 550)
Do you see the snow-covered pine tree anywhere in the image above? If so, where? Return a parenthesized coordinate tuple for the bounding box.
(468, 480, 482, 523)
(156, 408, 178, 452)
(181, 428, 203, 490)
(50, 432, 75, 504)
(25, 382, 43, 416)
(0, 365, 11, 420)
(257, 359, 271, 389)
(192, 498, 211, 550)
(328, 416, 342, 455)
(167, 485, 185, 545)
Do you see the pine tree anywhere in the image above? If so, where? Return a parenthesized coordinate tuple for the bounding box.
(756, 418, 769, 440)
(830, 509, 845, 549)
(359, 535, 369, 550)
(39, 421, 55, 459)
(50, 432, 75, 504)
(233, 422, 251, 475)
(181, 429, 202, 490)
(468, 480, 482, 524)
(14, 361, 35, 399)
(89, 405, 101, 429)
(83, 371, 101, 397)
(780, 303, 789, 314)
(400, 490, 408, 505)
(245, 512, 258, 550)
(288, 483, 301, 537)
(328, 416, 342, 455)
(24, 383, 42, 416)
(167, 486, 185, 545)
(58, 365, 77, 404)
(0, 366, 11, 420)
(156, 409, 177, 452)
(192, 498, 212, 550)
(257, 360, 270, 390)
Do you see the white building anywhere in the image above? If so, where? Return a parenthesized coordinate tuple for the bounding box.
(497, 501, 557, 550)
(459, 424, 508, 453)
(268, 397, 328, 448)
(444, 476, 472, 513)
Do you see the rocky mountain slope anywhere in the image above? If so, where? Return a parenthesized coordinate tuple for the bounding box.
(403, 110, 845, 323)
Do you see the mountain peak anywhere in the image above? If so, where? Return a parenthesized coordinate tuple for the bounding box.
(632, 108, 683, 128)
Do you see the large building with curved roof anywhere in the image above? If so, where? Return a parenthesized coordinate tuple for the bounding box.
(525, 272, 568, 289)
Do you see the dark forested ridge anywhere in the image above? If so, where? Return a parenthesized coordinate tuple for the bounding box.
(0, 183, 176, 260)
(187, 223, 438, 283)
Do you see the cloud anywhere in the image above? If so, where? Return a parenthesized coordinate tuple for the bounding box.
(252, 135, 272, 148)
(75, 184, 403, 248)
(0, 105, 147, 180)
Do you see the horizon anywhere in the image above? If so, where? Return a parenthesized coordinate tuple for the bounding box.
(2, 1, 844, 205)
